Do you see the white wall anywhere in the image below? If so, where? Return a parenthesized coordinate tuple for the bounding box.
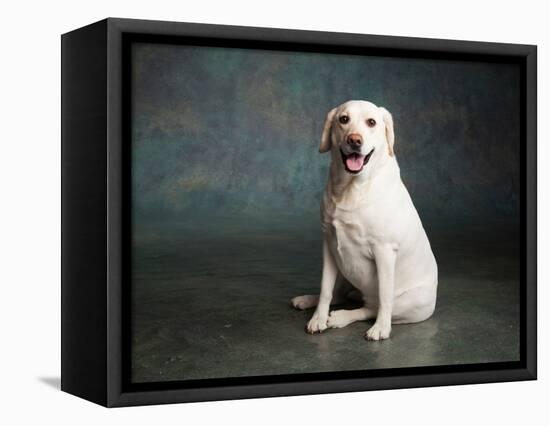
(0, 0, 546, 424)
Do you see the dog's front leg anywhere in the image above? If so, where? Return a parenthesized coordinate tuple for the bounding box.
(366, 244, 397, 341)
(306, 239, 338, 334)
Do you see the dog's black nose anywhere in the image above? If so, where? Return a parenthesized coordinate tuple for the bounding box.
(346, 133, 363, 147)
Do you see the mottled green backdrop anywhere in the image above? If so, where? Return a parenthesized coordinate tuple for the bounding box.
(131, 43, 520, 230)
(129, 42, 521, 383)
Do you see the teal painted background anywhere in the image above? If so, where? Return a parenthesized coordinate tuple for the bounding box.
(129, 42, 522, 382)
(131, 43, 520, 231)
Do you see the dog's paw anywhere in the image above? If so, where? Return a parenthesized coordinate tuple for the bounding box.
(327, 310, 352, 329)
(306, 311, 328, 334)
(291, 295, 318, 310)
(365, 322, 391, 341)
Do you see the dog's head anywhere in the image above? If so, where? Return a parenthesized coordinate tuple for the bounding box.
(319, 100, 395, 176)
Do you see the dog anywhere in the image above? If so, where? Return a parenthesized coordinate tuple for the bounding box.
(291, 100, 438, 340)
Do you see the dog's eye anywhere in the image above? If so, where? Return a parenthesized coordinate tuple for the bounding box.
(339, 115, 349, 124)
(366, 118, 376, 127)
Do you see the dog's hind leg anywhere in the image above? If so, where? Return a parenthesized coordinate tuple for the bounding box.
(327, 306, 376, 329)
(390, 285, 437, 324)
(290, 294, 319, 310)
(290, 273, 350, 310)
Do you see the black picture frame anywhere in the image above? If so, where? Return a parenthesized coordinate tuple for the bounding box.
(61, 17, 537, 407)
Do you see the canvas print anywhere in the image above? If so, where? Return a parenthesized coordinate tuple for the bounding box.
(130, 43, 520, 383)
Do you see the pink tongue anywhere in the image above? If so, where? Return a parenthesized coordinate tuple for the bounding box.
(346, 153, 366, 172)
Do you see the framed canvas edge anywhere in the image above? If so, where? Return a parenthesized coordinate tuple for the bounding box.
(61, 19, 110, 406)
(102, 17, 537, 407)
(524, 45, 537, 380)
(108, 367, 534, 408)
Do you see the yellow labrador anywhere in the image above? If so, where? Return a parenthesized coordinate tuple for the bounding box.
(291, 100, 438, 340)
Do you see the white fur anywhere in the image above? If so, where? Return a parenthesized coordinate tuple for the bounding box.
(291, 100, 438, 340)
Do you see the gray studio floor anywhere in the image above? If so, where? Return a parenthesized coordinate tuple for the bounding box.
(130, 218, 520, 383)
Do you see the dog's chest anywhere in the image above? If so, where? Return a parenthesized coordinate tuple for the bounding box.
(323, 201, 376, 265)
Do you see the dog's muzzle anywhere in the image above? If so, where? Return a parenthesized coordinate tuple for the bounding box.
(340, 148, 375, 174)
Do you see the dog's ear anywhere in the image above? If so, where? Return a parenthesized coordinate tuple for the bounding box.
(319, 107, 337, 153)
(379, 107, 395, 157)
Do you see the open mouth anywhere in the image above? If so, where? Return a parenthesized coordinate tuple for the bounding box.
(340, 148, 375, 174)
